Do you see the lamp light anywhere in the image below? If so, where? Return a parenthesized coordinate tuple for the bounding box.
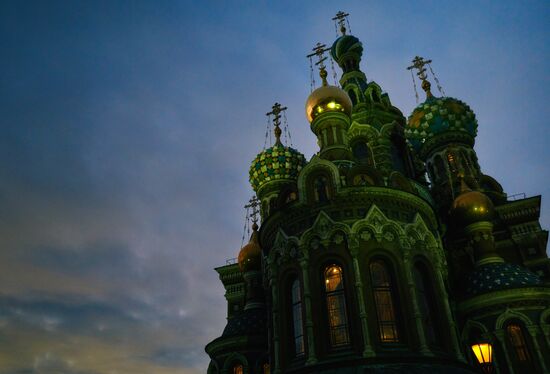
(471, 342, 493, 374)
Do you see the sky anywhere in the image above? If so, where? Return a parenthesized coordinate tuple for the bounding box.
(0, 1, 548, 373)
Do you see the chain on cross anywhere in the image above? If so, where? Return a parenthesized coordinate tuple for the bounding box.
(332, 11, 350, 36)
(244, 196, 261, 226)
(266, 102, 287, 144)
(307, 42, 331, 86)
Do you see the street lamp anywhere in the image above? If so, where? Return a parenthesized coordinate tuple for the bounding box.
(471, 342, 493, 374)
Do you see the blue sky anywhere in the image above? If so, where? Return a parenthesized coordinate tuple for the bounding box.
(0, 1, 548, 373)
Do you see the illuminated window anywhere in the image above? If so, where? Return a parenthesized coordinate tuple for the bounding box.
(506, 323, 533, 367)
(233, 364, 243, 374)
(413, 262, 438, 345)
(324, 265, 350, 347)
(291, 279, 305, 356)
(262, 363, 270, 374)
(370, 260, 400, 343)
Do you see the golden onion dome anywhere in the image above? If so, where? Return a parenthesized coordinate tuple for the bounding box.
(237, 223, 262, 272)
(305, 84, 352, 123)
(451, 189, 494, 227)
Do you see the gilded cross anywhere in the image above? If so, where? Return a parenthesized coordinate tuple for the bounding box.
(244, 196, 261, 225)
(332, 11, 350, 35)
(307, 42, 331, 85)
(266, 102, 287, 144)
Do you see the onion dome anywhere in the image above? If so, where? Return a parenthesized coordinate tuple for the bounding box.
(465, 263, 542, 297)
(404, 56, 478, 156)
(237, 223, 262, 272)
(406, 86, 478, 153)
(306, 84, 353, 123)
(330, 34, 363, 70)
(451, 180, 494, 227)
(249, 143, 306, 193)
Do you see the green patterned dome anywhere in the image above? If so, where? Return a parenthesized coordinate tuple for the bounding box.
(330, 34, 363, 63)
(249, 143, 306, 193)
(405, 96, 478, 152)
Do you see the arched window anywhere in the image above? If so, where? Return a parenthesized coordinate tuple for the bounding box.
(348, 89, 357, 105)
(233, 364, 243, 374)
(413, 262, 439, 346)
(352, 141, 371, 165)
(324, 265, 350, 347)
(291, 278, 305, 356)
(370, 260, 400, 343)
(506, 323, 534, 370)
(262, 362, 270, 374)
(313, 176, 330, 202)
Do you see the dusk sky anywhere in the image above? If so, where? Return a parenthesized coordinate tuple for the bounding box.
(0, 1, 548, 373)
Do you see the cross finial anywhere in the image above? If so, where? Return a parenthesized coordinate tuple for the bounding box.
(307, 42, 331, 86)
(266, 102, 287, 145)
(244, 196, 261, 229)
(332, 11, 350, 35)
(407, 56, 434, 97)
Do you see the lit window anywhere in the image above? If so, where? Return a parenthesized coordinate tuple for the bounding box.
(370, 260, 400, 343)
(324, 265, 350, 347)
(262, 363, 270, 374)
(291, 279, 305, 356)
(506, 323, 532, 364)
(233, 364, 243, 374)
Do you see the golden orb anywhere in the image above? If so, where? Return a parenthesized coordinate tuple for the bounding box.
(451, 190, 494, 227)
(305, 85, 352, 123)
(237, 224, 262, 272)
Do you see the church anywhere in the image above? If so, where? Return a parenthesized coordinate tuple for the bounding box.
(205, 12, 550, 374)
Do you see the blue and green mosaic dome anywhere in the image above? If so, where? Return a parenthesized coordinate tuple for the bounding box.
(249, 143, 306, 193)
(330, 34, 363, 63)
(405, 96, 478, 151)
(465, 262, 542, 297)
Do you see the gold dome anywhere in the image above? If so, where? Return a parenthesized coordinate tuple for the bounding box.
(237, 224, 262, 272)
(451, 190, 494, 227)
(305, 85, 352, 123)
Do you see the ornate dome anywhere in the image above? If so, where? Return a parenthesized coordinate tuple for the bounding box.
(238, 224, 262, 272)
(305, 84, 353, 123)
(451, 189, 494, 227)
(330, 34, 363, 63)
(249, 143, 306, 193)
(465, 263, 542, 297)
(405, 96, 478, 152)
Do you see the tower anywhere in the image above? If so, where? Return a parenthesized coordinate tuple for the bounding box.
(205, 11, 550, 374)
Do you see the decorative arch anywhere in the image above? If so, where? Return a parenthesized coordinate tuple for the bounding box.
(388, 171, 414, 193)
(297, 156, 340, 204)
(461, 319, 489, 343)
(496, 309, 533, 330)
(222, 352, 249, 374)
(348, 121, 379, 141)
(351, 204, 405, 245)
(299, 210, 350, 252)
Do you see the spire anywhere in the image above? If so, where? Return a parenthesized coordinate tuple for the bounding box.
(332, 11, 350, 36)
(266, 102, 287, 145)
(307, 42, 331, 86)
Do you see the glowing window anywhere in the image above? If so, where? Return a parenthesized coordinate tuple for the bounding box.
(233, 364, 243, 374)
(370, 260, 400, 343)
(324, 265, 350, 347)
(262, 363, 270, 374)
(506, 323, 532, 363)
(291, 279, 305, 356)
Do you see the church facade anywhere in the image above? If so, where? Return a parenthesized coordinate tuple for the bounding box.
(205, 13, 550, 374)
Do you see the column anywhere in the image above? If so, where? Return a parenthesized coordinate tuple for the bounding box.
(527, 326, 549, 373)
(494, 329, 515, 374)
(349, 237, 375, 357)
(300, 255, 318, 365)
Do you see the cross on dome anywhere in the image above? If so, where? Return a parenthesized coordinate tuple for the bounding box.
(266, 102, 287, 144)
(307, 42, 331, 86)
(332, 11, 350, 36)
